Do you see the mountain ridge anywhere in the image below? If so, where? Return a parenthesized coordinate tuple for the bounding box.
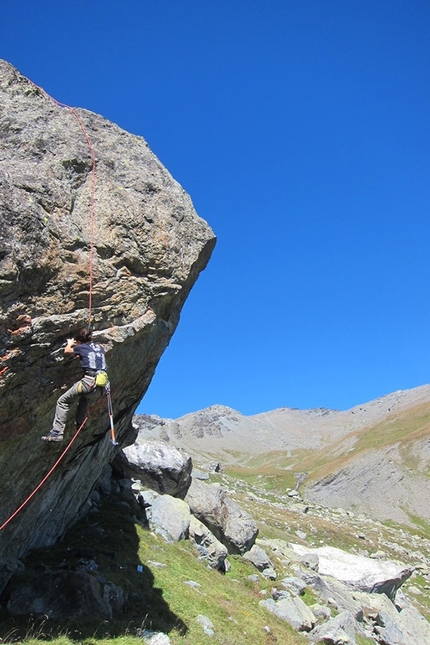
(134, 383, 430, 527)
(135, 384, 430, 457)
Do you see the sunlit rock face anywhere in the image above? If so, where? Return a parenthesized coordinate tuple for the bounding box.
(0, 59, 215, 590)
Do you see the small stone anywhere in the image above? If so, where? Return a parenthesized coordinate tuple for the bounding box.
(370, 550, 386, 559)
(138, 630, 171, 645)
(197, 614, 214, 636)
(262, 567, 277, 580)
(197, 614, 214, 629)
(147, 561, 167, 568)
(184, 580, 201, 589)
(192, 469, 209, 480)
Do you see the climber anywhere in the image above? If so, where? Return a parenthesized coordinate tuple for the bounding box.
(41, 327, 108, 442)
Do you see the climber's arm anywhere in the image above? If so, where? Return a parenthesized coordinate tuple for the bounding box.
(63, 338, 77, 356)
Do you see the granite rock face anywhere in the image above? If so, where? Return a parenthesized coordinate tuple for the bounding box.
(0, 60, 215, 588)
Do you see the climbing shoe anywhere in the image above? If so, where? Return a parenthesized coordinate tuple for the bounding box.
(41, 433, 63, 442)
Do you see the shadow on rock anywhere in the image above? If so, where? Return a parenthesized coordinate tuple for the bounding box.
(0, 492, 187, 641)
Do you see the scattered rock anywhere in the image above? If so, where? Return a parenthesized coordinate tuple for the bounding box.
(192, 469, 210, 480)
(197, 614, 215, 636)
(260, 596, 316, 632)
(309, 603, 332, 621)
(280, 576, 307, 596)
(242, 545, 273, 571)
(138, 630, 172, 645)
(147, 561, 167, 568)
(307, 610, 357, 644)
(373, 594, 430, 645)
(262, 567, 277, 580)
(291, 544, 412, 599)
(291, 503, 310, 514)
(183, 580, 201, 589)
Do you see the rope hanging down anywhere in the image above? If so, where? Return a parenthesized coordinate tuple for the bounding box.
(0, 417, 88, 532)
(0, 83, 117, 532)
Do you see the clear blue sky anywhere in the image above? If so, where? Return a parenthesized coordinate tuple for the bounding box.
(2, 1, 430, 418)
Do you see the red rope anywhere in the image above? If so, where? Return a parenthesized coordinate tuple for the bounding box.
(0, 418, 88, 532)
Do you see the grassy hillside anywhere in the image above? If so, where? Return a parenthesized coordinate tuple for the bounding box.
(215, 400, 430, 529)
(296, 400, 430, 480)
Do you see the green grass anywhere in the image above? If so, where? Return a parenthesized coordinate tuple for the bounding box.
(352, 407, 430, 453)
(405, 512, 430, 537)
(356, 637, 378, 645)
(135, 533, 307, 645)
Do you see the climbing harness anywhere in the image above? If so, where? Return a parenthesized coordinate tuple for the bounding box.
(0, 80, 119, 532)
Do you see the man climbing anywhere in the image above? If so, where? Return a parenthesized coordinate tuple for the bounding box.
(42, 327, 108, 442)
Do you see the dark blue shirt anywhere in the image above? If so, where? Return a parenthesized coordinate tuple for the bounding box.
(73, 342, 107, 372)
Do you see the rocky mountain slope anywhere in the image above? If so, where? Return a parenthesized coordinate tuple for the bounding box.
(0, 59, 215, 591)
(134, 384, 430, 527)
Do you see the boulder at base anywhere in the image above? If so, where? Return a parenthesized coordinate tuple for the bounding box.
(185, 478, 258, 554)
(118, 441, 192, 496)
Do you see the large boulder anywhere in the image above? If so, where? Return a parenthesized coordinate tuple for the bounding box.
(0, 60, 215, 588)
(117, 441, 192, 496)
(291, 544, 412, 600)
(185, 478, 258, 554)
